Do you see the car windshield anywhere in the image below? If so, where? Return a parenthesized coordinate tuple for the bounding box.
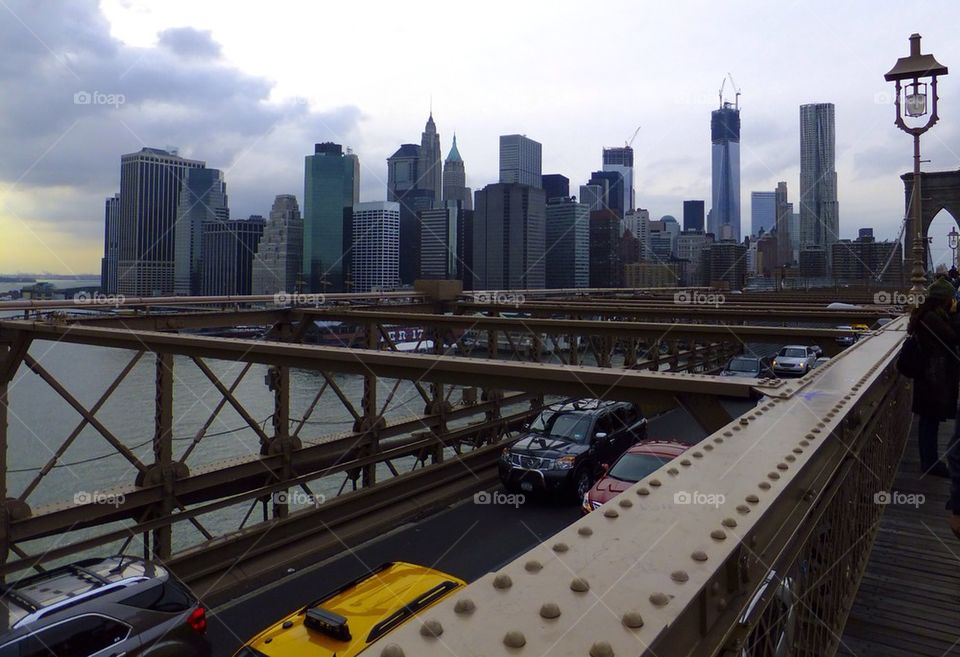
(608, 453, 673, 482)
(727, 358, 758, 372)
(780, 348, 807, 358)
(529, 410, 593, 444)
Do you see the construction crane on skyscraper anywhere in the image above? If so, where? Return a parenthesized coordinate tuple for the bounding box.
(625, 125, 641, 148)
(718, 73, 741, 109)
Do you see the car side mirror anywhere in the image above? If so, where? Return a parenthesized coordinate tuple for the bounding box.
(595, 432, 608, 440)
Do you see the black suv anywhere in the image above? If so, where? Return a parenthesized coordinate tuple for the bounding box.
(0, 556, 211, 657)
(498, 399, 648, 501)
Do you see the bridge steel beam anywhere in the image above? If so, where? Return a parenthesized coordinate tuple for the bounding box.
(376, 318, 910, 657)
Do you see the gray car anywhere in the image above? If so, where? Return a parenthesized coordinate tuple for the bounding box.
(772, 345, 817, 376)
(0, 556, 211, 657)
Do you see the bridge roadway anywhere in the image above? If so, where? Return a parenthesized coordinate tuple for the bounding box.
(204, 399, 756, 655)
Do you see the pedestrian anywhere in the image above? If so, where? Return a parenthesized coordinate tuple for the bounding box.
(950, 266, 960, 289)
(908, 278, 958, 481)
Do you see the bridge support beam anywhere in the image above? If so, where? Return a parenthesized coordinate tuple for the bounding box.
(674, 392, 735, 437)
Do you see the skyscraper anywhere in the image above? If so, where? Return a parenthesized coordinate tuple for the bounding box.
(710, 103, 741, 242)
(418, 113, 442, 200)
(541, 174, 570, 203)
(799, 103, 839, 255)
(589, 209, 622, 288)
(352, 202, 400, 293)
(472, 183, 546, 289)
(200, 215, 265, 296)
(602, 146, 634, 212)
(101, 193, 120, 294)
(174, 168, 229, 295)
(774, 182, 793, 266)
(252, 195, 303, 295)
(750, 191, 776, 237)
(683, 200, 705, 232)
(303, 142, 357, 292)
(545, 197, 589, 288)
(442, 135, 472, 210)
(499, 135, 542, 188)
(586, 171, 625, 218)
(420, 201, 467, 280)
(116, 147, 205, 296)
(387, 144, 421, 200)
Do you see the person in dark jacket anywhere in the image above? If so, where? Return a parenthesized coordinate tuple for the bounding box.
(908, 278, 959, 479)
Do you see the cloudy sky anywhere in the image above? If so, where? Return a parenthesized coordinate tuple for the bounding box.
(1, 0, 959, 274)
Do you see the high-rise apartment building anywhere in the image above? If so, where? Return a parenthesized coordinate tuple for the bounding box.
(174, 168, 229, 295)
(683, 200, 705, 232)
(831, 230, 902, 284)
(472, 183, 546, 289)
(799, 103, 839, 256)
(602, 146, 635, 213)
(251, 195, 303, 295)
(101, 193, 120, 294)
(303, 142, 357, 292)
(351, 202, 400, 293)
(750, 191, 776, 237)
(441, 135, 472, 211)
(418, 114, 442, 201)
(545, 197, 590, 288)
(116, 147, 205, 296)
(499, 135, 542, 188)
(200, 215, 265, 296)
(710, 104, 741, 242)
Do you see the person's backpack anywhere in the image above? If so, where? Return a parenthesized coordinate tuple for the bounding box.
(896, 334, 924, 379)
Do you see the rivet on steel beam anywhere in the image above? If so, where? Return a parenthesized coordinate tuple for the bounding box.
(579, 526, 594, 536)
(759, 482, 771, 490)
(777, 463, 788, 470)
(649, 592, 670, 606)
(756, 410, 763, 415)
(722, 518, 737, 528)
(539, 602, 561, 619)
(553, 542, 569, 553)
(454, 598, 476, 615)
(704, 444, 714, 451)
(723, 430, 733, 437)
(650, 479, 662, 487)
(604, 508, 619, 518)
(768, 472, 780, 480)
(785, 454, 797, 462)
(711, 581, 721, 594)
(805, 433, 816, 440)
(746, 494, 760, 504)
(715, 437, 725, 444)
(693, 451, 703, 458)
(525, 560, 542, 573)
(671, 570, 689, 583)
(637, 487, 650, 496)
(381, 644, 405, 657)
(571, 577, 590, 593)
(619, 498, 633, 508)
(420, 620, 443, 638)
(739, 418, 749, 426)
(493, 574, 513, 589)
(748, 414, 756, 420)
(504, 630, 526, 648)
(590, 641, 615, 657)
(736, 504, 750, 515)
(711, 529, 727, 541)
(622, 611, 644, 629)
(667, 467, 679, 476)
(692, 550, 708, 562)
(732, 426, 741, 432)
(680, 459, 691, 466)
(812, 428, 821, 434)
(793, 448, 803, 454)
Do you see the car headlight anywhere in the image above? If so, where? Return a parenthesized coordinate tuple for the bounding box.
(772, 360, 778, 367)
(553, 455, 577, 470)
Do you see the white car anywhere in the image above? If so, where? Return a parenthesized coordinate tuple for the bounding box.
(772, 345, 817, 376)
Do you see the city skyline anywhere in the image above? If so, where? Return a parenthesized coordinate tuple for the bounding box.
(2, 1, 960, 273)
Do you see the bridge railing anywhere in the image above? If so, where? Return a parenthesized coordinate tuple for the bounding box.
(375, 317, 909, 657)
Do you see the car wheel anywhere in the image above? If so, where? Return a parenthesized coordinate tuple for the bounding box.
(573, 469, 592, 502)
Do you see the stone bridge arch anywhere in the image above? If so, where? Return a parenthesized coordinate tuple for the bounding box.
(903, 170, 960, 270)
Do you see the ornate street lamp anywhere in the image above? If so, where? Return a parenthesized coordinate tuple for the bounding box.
(949, 226, 959, 269)
(885, 33, 948, 294)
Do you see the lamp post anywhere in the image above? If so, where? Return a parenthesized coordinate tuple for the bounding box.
(885, 33, 948, 295)
(949, 226, 959, 269)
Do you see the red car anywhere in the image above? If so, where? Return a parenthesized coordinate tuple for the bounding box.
(582, 440, 689, 513)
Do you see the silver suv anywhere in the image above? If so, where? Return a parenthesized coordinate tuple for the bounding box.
(0, 556, 211, 656)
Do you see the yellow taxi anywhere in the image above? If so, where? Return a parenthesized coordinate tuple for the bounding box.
(851, 323, 870, 333)
(232, 562, 465, 657)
